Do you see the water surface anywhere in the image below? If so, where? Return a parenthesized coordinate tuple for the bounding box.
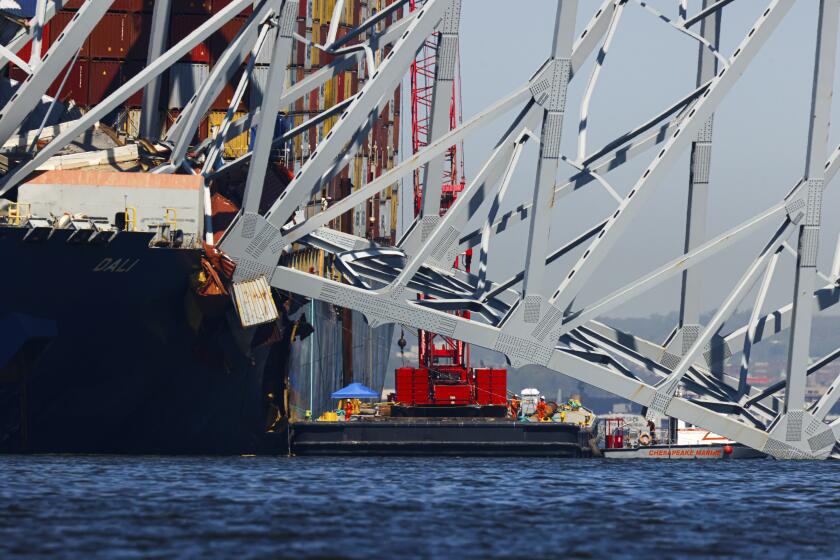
(2, 456, 839, 558)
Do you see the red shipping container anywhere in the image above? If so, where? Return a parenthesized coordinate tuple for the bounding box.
(122, 61, 145, 107)
(170, 15, 211, 63)
(210, 16, 250, 65)
(174, 0, 212, 15)
(166, 110, 209, 143)
(61, 0, 144, 9)
(12, 23, 51, 69)
(49, 11, 90, 58)
(212, 0, 253, 16)
(47, 59, 90, 106)
(212, 69, 244, 111)
(319, 24, 333, 64)
(114, 0, 146, 10)
(91, 13, 132, 59)
(88, 61, 122, 105)
(8, 64, 27, 84)
(128, 13, 151, 61)
(294, 21, 306, 66)
(336, 72, 346, 103)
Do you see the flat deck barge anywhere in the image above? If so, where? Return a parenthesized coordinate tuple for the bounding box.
(288, 419, 596, 457)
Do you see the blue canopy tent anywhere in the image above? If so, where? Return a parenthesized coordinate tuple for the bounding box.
(331, 383, 379, 399)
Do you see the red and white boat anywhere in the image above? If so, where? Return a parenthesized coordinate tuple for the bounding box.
(601, 417, 767, 460)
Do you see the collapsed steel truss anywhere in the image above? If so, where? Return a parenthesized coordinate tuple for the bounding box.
(3, 0, 840, 459)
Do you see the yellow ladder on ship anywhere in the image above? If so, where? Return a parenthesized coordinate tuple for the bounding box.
(8, 202, 30, 225)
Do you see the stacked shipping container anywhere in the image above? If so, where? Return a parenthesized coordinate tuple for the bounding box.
(288, 0, 401, 241)
(6, 0, 402, 182)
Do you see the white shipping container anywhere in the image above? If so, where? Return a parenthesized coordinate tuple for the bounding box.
(168, 63, 210, 110)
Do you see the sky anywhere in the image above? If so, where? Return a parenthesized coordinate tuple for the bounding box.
(398, 0, 840, 322)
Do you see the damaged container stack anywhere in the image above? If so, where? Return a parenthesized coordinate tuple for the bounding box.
(4, 0, 405, 267)
(3, 0, 403, 423)
(9, 2, 151, 130)
(288, 0, 401, 243)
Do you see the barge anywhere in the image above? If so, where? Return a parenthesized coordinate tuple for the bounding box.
(289, 418, 597, 457)
(287, 377, 599, 457)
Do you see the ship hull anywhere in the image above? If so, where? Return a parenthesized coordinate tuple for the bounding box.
(603, 444, 767, 460)
(0, 227, 289, 454)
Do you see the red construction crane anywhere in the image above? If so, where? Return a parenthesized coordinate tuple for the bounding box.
(409, 0, 470, 376)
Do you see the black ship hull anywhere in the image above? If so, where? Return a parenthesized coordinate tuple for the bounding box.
(0, 227, 289, 454)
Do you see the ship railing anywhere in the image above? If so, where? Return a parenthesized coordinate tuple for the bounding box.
(124, 206, 137, 231)
(7, 202, 31, 226)
(611, 427, 675, 448)
(165, 208, 177, 230)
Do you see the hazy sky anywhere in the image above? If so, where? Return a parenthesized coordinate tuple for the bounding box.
(399, 0, 840, 322)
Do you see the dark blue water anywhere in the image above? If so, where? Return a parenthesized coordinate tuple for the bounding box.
(2, 456, 839, 559)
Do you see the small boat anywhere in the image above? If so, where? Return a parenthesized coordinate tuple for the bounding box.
(601, 416, 767, 460)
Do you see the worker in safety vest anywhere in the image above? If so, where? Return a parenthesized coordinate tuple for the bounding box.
(509, 397, 520, 418)
(536, 397, 547, 421)
(647, 419, 658, 444)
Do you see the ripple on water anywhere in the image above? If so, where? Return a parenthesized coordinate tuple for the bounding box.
(2, 456, 840, 559)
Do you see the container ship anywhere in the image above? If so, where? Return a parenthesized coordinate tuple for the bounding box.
(0, 0, 401, 454)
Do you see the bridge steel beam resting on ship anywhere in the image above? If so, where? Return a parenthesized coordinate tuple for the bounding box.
(3, 0, 840, 458)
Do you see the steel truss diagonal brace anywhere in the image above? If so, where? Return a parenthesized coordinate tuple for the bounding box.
(0, 0, 59, 71)
(165, 1, 281, 169)
(262, 0, 454, 227)
(0, 0, 116, 144)
(388, 103, 541, 293)
(783, 0, 839, 418)
(270, 266, 772, 452)
(549, 0, 795, 313)
(521, 0, 577, 299)
(560, 202, 787, 335)
(240, 0, 298, 216)
(0, 0, 258, 197)
(140, 0, 172, 138)
(279, 86, 533, 249)
(419, 0, 462, 218)
(649, 220, 793, 414)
